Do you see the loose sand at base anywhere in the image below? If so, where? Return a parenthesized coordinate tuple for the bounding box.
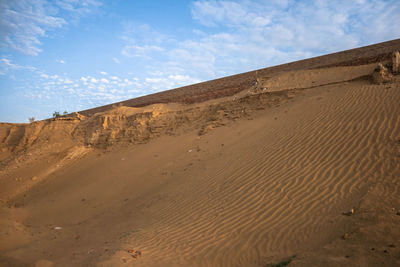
(1, 62, 400, 266)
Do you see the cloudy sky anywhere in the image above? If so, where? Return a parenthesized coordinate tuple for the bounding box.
(1, 0, 399, 122)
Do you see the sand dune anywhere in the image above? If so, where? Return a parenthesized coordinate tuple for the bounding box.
(1, 41, 400, 266)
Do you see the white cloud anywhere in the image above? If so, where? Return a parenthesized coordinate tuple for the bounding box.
(143, 73, 201, 91)
(22, 68, 193, 112)
(168, 74, 201, 84)
(121, 45, 164, 58)
(55, 0, 102, 14)
(64, 78, 72, 84)
(100, 71, 107, 75)
(191, 0, 400, 52)
(0, 58, 37, 74)
(23, 72, 150, 111)
(192, 1, 265, 27)
(112, 57, 120, 64)
(178, 0, 400, 76)
(121, 23, 168, 45)
(56, 59, 66, 64)
(0, 0, 102, 56)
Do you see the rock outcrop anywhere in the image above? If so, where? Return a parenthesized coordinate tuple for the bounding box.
(392, 50, 399, 73)
(371, 63, 392, 84)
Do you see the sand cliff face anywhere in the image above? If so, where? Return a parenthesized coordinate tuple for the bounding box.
(1, 48, 400, 266)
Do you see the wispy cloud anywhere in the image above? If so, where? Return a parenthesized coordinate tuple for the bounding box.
(55, 0, 102, 15)
(191, 0, 400, 53)
(188, 0, 400, 72)
(121, 44, 164, 58)
(121, 22, 168, 45)
(119, 22, 170, 59)
(119, 0, 400, 82)
(0, 57, 37, 75)
(143, 74, 201, 91)
(0, 0, 102, 56)
(191, 0, 274, 28)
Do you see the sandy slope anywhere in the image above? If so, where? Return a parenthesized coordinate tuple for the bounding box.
(1, 62, 400, 266)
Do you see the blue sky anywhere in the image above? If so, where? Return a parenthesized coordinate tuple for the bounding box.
(1, 0, 399, 123)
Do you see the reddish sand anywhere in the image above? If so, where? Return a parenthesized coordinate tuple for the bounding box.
(1, 40, 400, 267)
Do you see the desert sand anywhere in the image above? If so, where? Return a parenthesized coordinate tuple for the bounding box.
(1, 40, 400, 266)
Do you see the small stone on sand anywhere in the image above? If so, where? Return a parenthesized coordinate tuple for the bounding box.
(343, 208, 355, 216)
